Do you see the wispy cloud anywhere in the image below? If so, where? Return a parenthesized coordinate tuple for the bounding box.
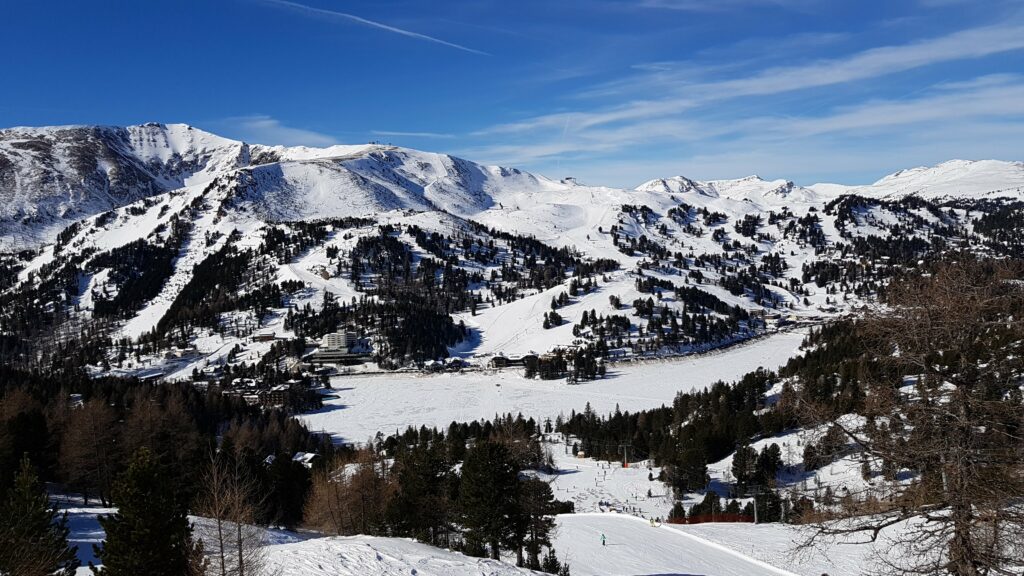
(254, 0, 489, 55)
(214, 115, 337, 147)
(630, 61, 676, 72)
(638, 0, 821, 12)
(466, 75, 1024, 171)
(701, 21, 1024, 98)
(371, 130, 455, 139)
(471, 20, 1024, 145)
(591, 20, 1024, 103)
(732, 76, 1024, 139)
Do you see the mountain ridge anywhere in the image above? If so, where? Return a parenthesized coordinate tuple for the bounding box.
(3, 122, 1023, 253)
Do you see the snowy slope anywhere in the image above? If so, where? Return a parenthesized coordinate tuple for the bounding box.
(59, 493, 537, 576)
(553, 513, 795, 576)
(637, 174, 820, 204)
(639, 160, 1024, 205)
(264, 536, 540, 576)
(673, 520, 921, 576)
(533, 439, 912, 576)
(0, 123, 250, 250)
(64, 488, 871, 576)
(7, 122, 1020, 255)
(0, 122, 568, 251)
(810, 159, 1024, 200)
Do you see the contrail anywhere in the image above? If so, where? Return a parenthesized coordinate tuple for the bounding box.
(255, 0, 490, 56)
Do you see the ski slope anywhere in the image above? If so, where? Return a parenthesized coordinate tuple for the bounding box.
(301, 328, 807, 443)
(532, 436, 671, 519)
(553, 513, 796, 576)
(673, 522, 893, 576)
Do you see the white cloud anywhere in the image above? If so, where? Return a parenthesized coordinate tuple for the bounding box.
(484, 19, 1024, 140)
(459, 74, 1024, 188)
(217, 115, 337, 147)
(754, 81, 1024, 138)
(459, 17, 1024, 185)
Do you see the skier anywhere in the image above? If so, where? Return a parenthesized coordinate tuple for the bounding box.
(600, 533, 606, 546)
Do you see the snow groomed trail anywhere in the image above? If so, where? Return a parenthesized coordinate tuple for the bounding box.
(554, 513, 799, 576)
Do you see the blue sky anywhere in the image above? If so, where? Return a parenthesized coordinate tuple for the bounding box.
(3, 0, 1023, 187)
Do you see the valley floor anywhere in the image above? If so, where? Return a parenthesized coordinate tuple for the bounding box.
(300, 328, 807, 443)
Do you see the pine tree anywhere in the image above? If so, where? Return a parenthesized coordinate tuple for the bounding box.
(540, 547, 561, 574)
(730, 444, 757, 490)
(458, 441, 518, 559)
(518, 478, 557, 569)
(92, 448, 204, 576)
(0, 455, 79, 576)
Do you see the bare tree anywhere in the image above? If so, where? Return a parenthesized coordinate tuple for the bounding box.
(195, 452, 270, 576)
(304, 450, 392, 536)
(303, 454, 350, 535)
(800, 258, 1024, 575)
(60, 398, 120, 505)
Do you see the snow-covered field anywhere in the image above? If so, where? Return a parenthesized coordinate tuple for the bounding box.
(301, 328, 807, 443)
(673, 522, 891, 576)
(259, 514, 904, 576)
(554, 513, 797, 576)
(62, 494, 840, 576)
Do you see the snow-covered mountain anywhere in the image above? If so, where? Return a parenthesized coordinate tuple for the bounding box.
(0, 122, 561, 252)
(3, 122, 1024, 381)
(809, 159, 1024, 200)
(12, 126, 1017, 576)
(640, 159, 1024, 204)
(4, 122, 1022, 254)
(0, 123, 257, 250)
(636, 174, 813, 202)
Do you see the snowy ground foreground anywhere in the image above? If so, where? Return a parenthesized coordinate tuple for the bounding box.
(672, 522, 898, 576)
(58, 496, 537, 576)
(261, 515, 893, 576)
(553, 513, 796, 576)
(263, 536, 540, 576)
(536, 441, 886, 575)
(53, 495, 114, 575)
(60, 484, 894, 576)
(301, 328, 807, 443)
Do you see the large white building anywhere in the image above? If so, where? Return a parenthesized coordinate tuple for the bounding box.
(321, 331, 356, 351)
